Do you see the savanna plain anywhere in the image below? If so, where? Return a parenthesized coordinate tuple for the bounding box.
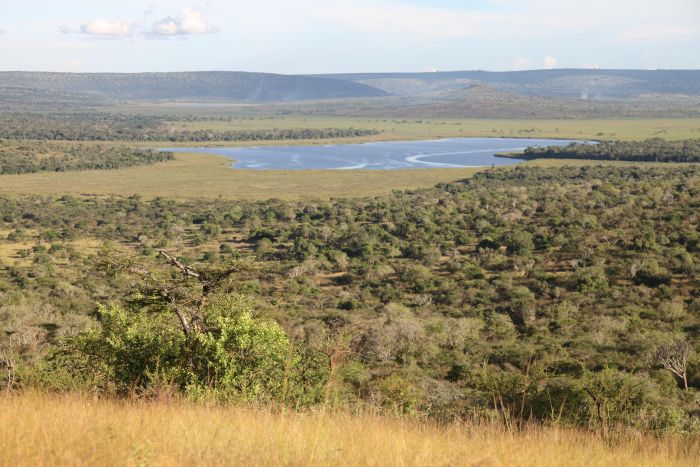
(1, 70, 700, 466)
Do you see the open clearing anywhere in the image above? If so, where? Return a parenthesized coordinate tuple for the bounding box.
(0, 151, 484, 200)
(0, 151, 684, 200)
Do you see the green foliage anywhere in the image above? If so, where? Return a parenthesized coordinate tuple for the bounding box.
(190, 296, 290, 400)
(572, 266, 609, 292)
(0, 113, 378, 142)
(58, 297, 292, 401)
(2, 164, 699, 433)
(0, 139, 172, 174)
(373, 374, 423, 414)
(522, 138, 700, 163)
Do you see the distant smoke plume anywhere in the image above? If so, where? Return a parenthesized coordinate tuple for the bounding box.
(543, 56, 558, 69)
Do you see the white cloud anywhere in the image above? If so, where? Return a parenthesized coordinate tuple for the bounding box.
(511, 57, 530, 71)
(79, 18, 133, 37)
(543, 55, 558, 69)
(150, 8, 216, 36)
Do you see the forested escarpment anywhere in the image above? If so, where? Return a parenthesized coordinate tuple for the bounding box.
(0, 165, 698, 434)
(0, 140, 173, 175)
(518, 138, 700, 163)
(0, 71, 389, 102)
(0, 113, 379, 142)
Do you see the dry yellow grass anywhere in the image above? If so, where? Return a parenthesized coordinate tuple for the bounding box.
(0, 152, 485, 200)
(0, 237, 103, 266)
(0, 393, 697, 467)
(0, 150, 686, 201)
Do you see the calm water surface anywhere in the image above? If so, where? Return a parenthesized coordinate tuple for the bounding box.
(165, 138, 580, 170)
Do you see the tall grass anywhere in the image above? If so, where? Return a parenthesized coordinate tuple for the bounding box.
(0, 392, 697, 466)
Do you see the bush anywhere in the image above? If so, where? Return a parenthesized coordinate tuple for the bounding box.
(573, 266, 608, 292)
(57, 295, 292, 401)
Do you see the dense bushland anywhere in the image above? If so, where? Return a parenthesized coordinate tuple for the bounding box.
(1, 165, 698, 434)
(0, 113, 379, 142)
(0, 140, 173, 174)
(519, 138, 700, 163)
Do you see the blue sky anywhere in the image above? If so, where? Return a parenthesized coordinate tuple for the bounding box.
(1, 0, 699, 73)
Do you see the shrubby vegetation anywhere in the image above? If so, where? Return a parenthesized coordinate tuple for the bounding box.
(0, 113, 379, 142)
(0, 165, 698, 434)
(0, 140, 173, 174)
(519, 138, 700, 163)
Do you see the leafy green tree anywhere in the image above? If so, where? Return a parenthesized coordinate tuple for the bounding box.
(55, 247, 302, 401)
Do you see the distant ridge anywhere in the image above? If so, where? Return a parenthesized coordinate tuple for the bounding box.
(0, 71, 388, 102)
(316, 69, 700, 98)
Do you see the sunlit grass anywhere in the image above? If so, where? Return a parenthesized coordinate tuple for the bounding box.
(0, 392, 697, 467)
(0, 150, 691, 201)
(0, 151, 486, 200)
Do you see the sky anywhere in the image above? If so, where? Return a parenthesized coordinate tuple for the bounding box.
(1, 0, 699, 73)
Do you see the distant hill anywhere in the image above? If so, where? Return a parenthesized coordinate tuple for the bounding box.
(0, 71, 388, 103)
(1, 69, 698, 116)
(319, 69, 700, 99)
(257, 83, 700, 119)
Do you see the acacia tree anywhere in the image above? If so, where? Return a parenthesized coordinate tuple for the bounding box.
(94, 247, 248, 336)
(61, 245, 294, 400)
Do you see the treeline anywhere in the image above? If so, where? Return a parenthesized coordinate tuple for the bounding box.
(0, 113, 380, 142)
(161, 127, 380, 142)
(0, 165, 698, 434)
(520, 138, 700, 163)
(0, 140, 173, 174)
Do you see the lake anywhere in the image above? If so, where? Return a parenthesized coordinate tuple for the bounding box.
(164, 138, 580, 170)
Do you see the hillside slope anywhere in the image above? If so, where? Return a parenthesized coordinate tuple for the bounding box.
(0, 71, 388, 103)
(258, 84, 700, 118)
(320, 69, 700, 98)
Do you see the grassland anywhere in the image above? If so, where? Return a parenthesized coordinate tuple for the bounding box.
(141, 115, 700, 145)
(0, 151, 686, 200)
(0, 152, 485, 200)
(1, 117, 698, 200)
(0, 393, 697, 467)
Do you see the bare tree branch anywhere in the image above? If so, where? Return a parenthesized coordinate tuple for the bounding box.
(655, 340, 691, 390)
(158, 250, 200, 279)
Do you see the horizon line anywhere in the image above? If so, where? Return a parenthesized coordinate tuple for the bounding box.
(0, 67, 698, 75)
